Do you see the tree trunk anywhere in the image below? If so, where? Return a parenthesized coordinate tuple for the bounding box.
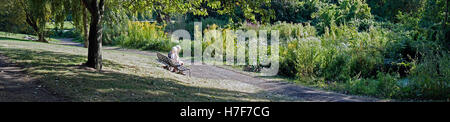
(25, 13, 48, 43)
(82, 0, 104, 70)
(83, 7, 89, 48)
(37, 32, 47, 43)
(164, 14, 171, 24)
(85, 14, 102, 70)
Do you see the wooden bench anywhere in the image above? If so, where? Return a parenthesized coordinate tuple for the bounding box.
(157, 52, 191, 77)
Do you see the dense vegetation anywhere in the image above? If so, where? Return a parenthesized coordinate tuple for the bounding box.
(169, 0, 448, 100)
(0, 0, 448, 101)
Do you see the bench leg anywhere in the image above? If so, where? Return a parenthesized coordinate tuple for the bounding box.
(164, 66, 175, 72)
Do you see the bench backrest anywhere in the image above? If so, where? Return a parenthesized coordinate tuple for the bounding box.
(157, 52, 190, 76)
(157, 52, 180, 66)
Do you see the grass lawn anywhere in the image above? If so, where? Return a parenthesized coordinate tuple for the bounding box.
(0, 32, 293, 102)
(0, 31, 61, 43)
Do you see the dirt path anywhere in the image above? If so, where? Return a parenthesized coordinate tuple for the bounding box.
(0, 55, 65, 102)
(53, 38, 380, 102)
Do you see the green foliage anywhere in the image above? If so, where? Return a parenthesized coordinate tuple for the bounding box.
(213, 0, 275, 23)
(269, 0, 320, 23)
(118, 21, 175, 52)
(312, 0, 373, 33)
(166, 17, 229, 37)
(241, 22, 317, 76)
(407, 50, 450, 99)
(0, 0, 28, 33)
(269, 22, 445, 99)
(301, 24, 389, 81)
(368, 0, 426, 21)
(343, 72, 400, 98)
(295, 37, 322, 78)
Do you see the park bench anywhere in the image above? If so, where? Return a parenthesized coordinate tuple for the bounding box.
(156, 52, 191, 77)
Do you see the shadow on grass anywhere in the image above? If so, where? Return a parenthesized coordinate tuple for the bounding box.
(0, 47, 270, 102)
(0, 37, 32, 42)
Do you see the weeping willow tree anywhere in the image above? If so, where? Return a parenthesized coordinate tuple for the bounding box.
(0, 0, 28, 33)
(15, 0, 52, 42)
(1, 0, 73, 42)
(68, 0, 90, 48)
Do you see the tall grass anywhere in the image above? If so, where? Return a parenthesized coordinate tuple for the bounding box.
(103, 20, 176, 52)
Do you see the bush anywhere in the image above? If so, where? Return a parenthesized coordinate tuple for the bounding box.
(103, 21, 128, 46)
(263, 22, 317, 76)
(343, 72, 400, 98)
(269, 0, 320, 23)
(119, 21, 175, 52)
(345, 78, 379, 96)
(295, 37, 322, 78)
(312, 0, 373, 33)
(320, 24, 388, 80)
(375, 73, 401, 98)
(367, 0, 425, 21)
(348, 18, 375, 31)
(407, 50, 450, 100)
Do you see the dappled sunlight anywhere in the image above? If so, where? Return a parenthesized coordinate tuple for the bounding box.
(143, 90, 170, 96)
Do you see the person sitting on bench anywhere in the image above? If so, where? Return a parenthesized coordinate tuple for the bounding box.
(168, 45, 184, 72)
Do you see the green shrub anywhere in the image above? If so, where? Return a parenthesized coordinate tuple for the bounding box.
(320, 51, 352, 82)
(103, 21, 128, 46)
(312, 0, 373, 33)
(320, 24, 388, 79)
(345, 78, 379, 96)
(343, 72, 400, 98)
(348, 18, 375, 31)
(295, 37, 322, 78)
(270, 0, 320, 23)
(407, 50, 450, 100)
(368, 0, 425, 21)
(120, 21, 175, 52)
(375, 73, 401, 98)
(267, 22, 317, 76)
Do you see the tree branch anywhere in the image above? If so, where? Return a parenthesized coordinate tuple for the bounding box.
(81, 0, 95, 13)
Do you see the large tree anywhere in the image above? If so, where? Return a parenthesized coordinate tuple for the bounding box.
(81, 0, 105, 70)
